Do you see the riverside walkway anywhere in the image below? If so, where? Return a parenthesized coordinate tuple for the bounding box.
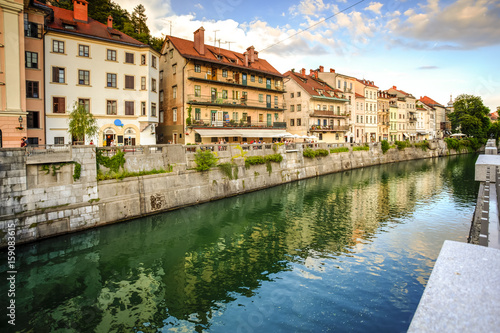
(409, 139, 500, 332)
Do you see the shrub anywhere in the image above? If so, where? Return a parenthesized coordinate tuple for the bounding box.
(96, 149, 126, 173)
(414, 140, 430, 151)
(381, 140, 390, 154)
(245, 155, 265, 168)
(97, 168, 170, 181)
(330, 147, 349, 153)
(264, 153, 283, 163)
(353, 145, 369, 151)
(218, 162, 237, 180)
(395, 140, 410, 150)
(194, 149, 218, 171)
(303, 148, 329, 158)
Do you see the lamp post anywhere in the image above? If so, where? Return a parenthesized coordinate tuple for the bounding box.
(17, 116, 24, 130)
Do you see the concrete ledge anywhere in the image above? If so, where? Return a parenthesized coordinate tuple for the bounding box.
(408, 241, 500, 332)
(475, 155, 500, 182)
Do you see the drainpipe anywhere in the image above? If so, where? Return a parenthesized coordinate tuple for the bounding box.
(182, 59, 190, 144)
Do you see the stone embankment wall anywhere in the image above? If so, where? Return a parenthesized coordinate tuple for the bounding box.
(0, 140, 463, 248)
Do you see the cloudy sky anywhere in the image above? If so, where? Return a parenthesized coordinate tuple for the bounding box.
(118, 0, 500, 110)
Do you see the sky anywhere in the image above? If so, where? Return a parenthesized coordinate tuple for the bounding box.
(117, 0, 500, 111)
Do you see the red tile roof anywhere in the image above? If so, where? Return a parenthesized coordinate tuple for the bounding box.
(419, 96, 444, 108)
(45, 4, 148, 48)
(356, 78, 378, 88)
(489, 111, 499, 121)
(355, 93, 365, 99)
(284, 71, 348, 101)
(388, 86, 415, 98)
(168, 35, 283, 77)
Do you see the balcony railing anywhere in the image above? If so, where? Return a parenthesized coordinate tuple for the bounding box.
(310, 111, 350, 118)
(189, 118, 286, 129)
(187, 94, 286, 110)
(309, 125, 349, 132)
(186, 69, 285, 93)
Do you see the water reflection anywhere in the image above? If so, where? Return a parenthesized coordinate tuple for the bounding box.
(0, 154, 478, 332)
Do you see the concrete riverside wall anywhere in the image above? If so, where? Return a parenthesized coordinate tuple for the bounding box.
(0, 140, 465, 248)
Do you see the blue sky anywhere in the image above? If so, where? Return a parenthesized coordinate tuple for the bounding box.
(119, 0, 500, 111)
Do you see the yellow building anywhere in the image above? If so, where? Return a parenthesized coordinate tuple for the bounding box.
(158, 27, 287, 144)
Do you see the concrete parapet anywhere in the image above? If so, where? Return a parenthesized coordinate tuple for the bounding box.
(475, 155, 500, 182)
(409, 241, 500, 332)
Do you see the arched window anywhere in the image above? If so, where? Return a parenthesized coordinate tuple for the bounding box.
(124, 128, 136, 146)
(103, 127, 116, 146)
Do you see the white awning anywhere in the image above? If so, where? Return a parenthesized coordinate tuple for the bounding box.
(194, 129, 242, 137)
(403, 133, 409, 138)
(194, 128, 287, 138)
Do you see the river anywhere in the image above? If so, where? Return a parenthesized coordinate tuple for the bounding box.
(0, 154, 479, 332)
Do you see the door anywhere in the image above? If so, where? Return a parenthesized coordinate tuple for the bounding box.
(266, 78, 271, 89)
(211, 110, 223, 127)
(266, 95, 271, 108)
(234, 73, 240, 84)
(211, 68, 217, 80)
(267, 114, 272, 127)
(242, 73, 247, 86)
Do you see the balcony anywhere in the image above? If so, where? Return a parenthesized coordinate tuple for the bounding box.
(187, 69, 285, 94)
(189, 117, 286, 129)
(409, 116, 417, 122)
(187, 94, 286, 111)
(309, 125, 349, 132)
(310, 111, 350, 118)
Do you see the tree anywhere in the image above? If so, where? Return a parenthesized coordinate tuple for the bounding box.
(448, 94, 490, 139)
(68, 102, 98, 144)
(131, 4, 150, 35)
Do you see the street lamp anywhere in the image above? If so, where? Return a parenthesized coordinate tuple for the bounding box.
(17, 116, 23, 130)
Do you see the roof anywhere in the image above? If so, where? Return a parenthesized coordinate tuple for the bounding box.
(355, 93, 365, 99)
(46, 4, 149, 48)
(167, 35, 283, 77)
(489, 111, 499, 121)
(419, 96, 445, 108)
(388, 86, 415, 99)
(284, 71, 349, 102)
(356, 78, 378, 88)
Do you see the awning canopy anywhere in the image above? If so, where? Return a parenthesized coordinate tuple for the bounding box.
(194, 128, 288, 138)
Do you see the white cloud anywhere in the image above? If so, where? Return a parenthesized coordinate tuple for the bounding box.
(289, 0, 338, 18)
(194, 3, 203, 10)
(365, 2, 383, 14)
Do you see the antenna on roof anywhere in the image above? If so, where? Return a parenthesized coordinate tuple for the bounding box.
(166, 20, 172, 35)
(213, 30, 219, 46)
(223, 41, 235, 50)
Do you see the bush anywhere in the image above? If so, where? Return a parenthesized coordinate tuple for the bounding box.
(395, 140, 410, 150)
(245, 155, 265, 168)
(97, 168, 170, 181)
(353, 145, 369, 151)
(381, 140, 390, 154)
(414, 140, 430, 151)
(330, 147, 349, 153)
(194, 149, 218, 171)
(303, 148, 329, 158)
(244, 153, 283, 175)
(264, 153, 283, 163)
(218, 162, 237, 180)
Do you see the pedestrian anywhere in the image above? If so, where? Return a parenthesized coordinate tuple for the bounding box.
(89, 140, 94, 145)
(21, 137, 28, 147)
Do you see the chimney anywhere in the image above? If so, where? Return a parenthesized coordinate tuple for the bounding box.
(310, 69, 314, 76)
(107, 15, 113, 29)
(244, 52, 248, 67)
(254, 51, 258, 60)
(193, 27, 205, 55)
(319, 66, 324, 73)
(247, 46, 255, 63)
(73, 0, 88, 23)
(392, 85, 397, 89)
(301, 68, 306, 76)
(330, 68, 335, 73)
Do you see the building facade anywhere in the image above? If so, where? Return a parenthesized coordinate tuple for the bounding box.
(158, 28, 287, 144)
(419, 96, 448, 138)
(44, 1, 159, 146)
(387, 86, 417, 141)
(355, 79, 378, 143)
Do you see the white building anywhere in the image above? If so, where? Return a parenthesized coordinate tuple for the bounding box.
(44, 0, 159, 146)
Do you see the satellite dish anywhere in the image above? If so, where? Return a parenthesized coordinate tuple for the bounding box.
(114, 119, 124, 127)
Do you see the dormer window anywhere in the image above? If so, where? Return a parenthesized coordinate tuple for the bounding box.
(111, 33, 121, 40)
(63, 23, 76, 30)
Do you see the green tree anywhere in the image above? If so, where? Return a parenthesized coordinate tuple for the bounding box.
(68, 102, 99, 144)
(448, 94, 491, 139)
(131, 4, 150, 35)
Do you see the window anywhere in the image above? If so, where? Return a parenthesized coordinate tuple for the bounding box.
(290, 119, 295, 126)
(222, 69, 228, 78)
(195, 108, 201, 120)
(338, 80, 341, 88)
(169, 49, 173, 58)
(297, 92, 301, 97)
(141, 76, 146, 90)
(141, 101, 146, 116)
(297, 104, 301, 111)
(53, 97, 65, 113)
(291, 92, 294, 98)
(173, 86, 177, 99)
(329, 106, 334, 111)
(232, 112, 238, 121)
(52, 67, 65, 83)
(258, 77, 263, 83)
(78, 98, 90, 112)
(151, 103, 157, 117)
(242, 113, 248, 121)
(259, 94, 263, 103)
(107, 73, 117, 88)
(222, 90, 228, 99)
(25, 51, 38, 69)
(107, 49, 116, 61)
(107, 100, 117, 115)
(27, 111, 39, 128)
(141, 54, 146, 65)
(172, 64, 177, 74)
(160, 90, 164, 102)
(125, 101, 134, 115)
(26, 81, 39, 98)
(195, 85, 201, 97)
(194, 64, 201, 73)
(297, 118, 301, 126)
(53, 40, 64, 53)
(152, 79, 157, 92)
(259, 114, 263, 122)
(274, 113, 279, 120)
(79, 45, 89, 57)
(54, 137, 65, 145)
(251, 75, 255, 82)
(78, 70, 90, 85)
(159, 70, 163, 81)
(322, 105, 327, 111)
(290, 105, 295, 112)
(173, 108, 177, 122)
(125, 52, 134, 64)
(125, 75, 134, 89)
(152, 55, 157, 68)
(24, 15, 42, 38)
(274, 96, 278, 107)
